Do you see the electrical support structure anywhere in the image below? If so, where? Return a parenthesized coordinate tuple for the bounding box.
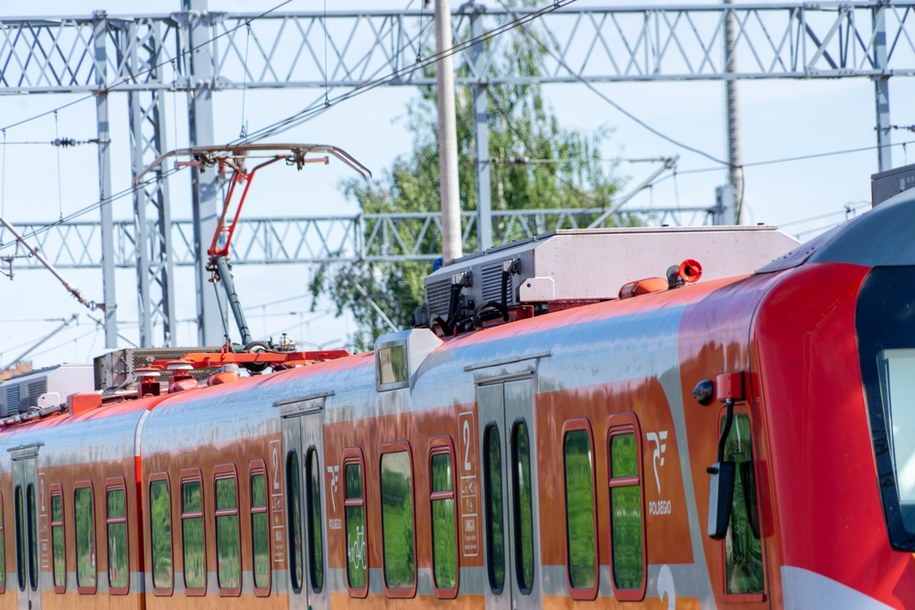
(1, 2, 914, 347)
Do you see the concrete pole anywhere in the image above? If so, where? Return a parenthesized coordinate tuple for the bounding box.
(93, 11, 118, 348)
(723, 0, 746, 225)
(435, 0, 463, 262)
(470, 6, 492, 251)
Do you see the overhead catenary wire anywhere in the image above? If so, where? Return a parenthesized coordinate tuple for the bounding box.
(1, 0, 904, 260)
(779, 201, 870, 229)
(668, 139, 915, 177)
(0, 0, 567, 251)
(493, 0, 727, 168)
(0, 215, 99, 312)
(234, 0, 579, 144)
(0, 165, 183, 253)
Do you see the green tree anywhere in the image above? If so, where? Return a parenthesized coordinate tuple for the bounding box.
(310, 12, 625, 350)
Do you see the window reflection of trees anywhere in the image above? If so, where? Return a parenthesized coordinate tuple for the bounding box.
(431, 452, 457, 590)
(149, 480, 172, 589)
(381, 450, 415, 589)
(74, 487, 96, 589)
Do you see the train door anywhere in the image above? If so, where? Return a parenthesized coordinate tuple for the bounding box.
(278, 395, 329, 610)
(10, 444, 41, 610)
(477, 376, 541, 610)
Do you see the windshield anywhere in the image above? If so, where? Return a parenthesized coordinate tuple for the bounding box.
(877, 349, 915, 531)
(858, 266, 915, 550)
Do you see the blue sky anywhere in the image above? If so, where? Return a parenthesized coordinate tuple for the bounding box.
(0, 0, 911, 369)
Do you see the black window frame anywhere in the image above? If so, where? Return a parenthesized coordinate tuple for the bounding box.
(0, 491, 7, 594)
(14, 485, 24, 593)
(286, 451, 304, 595)
(482, 423, 505, 595)
(304, 446, 324, 594)
(509, 418, 535, 596)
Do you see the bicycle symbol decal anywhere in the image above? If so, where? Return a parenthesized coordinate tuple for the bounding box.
(348, 525, 367, 570)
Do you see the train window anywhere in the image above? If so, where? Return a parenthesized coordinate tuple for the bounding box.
(148, 477, 173, 592)
(74, 484, 97, 593)
(14, 485, 24, 592)
(721, 413, 763, 595)
(380, 446, 416, 594)
(343, 449, 368, 597)
(483, 424, 505, 594)
(285, 451, 304, 594)
(608, 429, 645, 597)
(304, 447, 324, 593)
(563, 422, 598, 599)
(510, 419, 535, 595)
(106, 482, 129, 594)
(181, 477, 206, 594)
(250, 467, 271, 595)
(51, 489, 65, 592)
(376, 342, 408, 391)
(215, 473, 241, 594)
(26, 484, 37, 592)
(0, 492, 5, 594)
(430, 446, 458, 596)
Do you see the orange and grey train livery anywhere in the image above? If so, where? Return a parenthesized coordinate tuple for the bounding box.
(1, 193, 915, 609)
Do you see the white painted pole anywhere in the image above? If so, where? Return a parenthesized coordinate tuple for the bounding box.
(435, 0, 463, 262)
(724, 0, 747, 225)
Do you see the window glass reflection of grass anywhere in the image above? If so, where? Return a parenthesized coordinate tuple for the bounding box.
(250, 473, 270, 591)
(215, 477, 240, 589)
(431, 452, 456, 589)
(564, 429, 596, 589)
(610, 433, 642, 590)
(723, 414, 763, 594)
(75, 487, 96, 588)
(51, 494, 65, 588)
(381, 451, 415, 589)
(181, 480, 205, 590)
(149, 480, 172, 588)
(345, 462, 367, 590)
(107, 488, 129, 589)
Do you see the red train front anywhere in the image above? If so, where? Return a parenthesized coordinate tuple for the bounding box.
(0, 195, 914, 609)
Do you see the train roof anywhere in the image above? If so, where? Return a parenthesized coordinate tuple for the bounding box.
(760, 190, 915, 272)
(8, 195, 914, 433)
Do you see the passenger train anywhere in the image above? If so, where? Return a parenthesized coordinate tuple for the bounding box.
(2, 192, 915, 609)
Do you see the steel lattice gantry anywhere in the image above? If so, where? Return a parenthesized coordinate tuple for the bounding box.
(1, 2, 914, 347)
(3, 207, 715, 269)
